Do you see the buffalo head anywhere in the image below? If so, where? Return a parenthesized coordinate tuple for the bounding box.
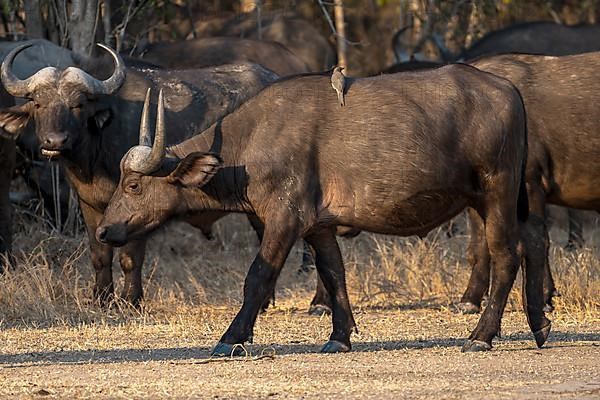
(0, 42, 125, 157)
(96, 89, 222, 246)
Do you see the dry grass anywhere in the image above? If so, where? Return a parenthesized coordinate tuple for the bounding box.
(1, 204, 599, 399)
(1, 203, 598, 328)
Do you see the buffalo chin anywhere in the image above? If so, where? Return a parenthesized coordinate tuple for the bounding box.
(101, 238, 128, 247)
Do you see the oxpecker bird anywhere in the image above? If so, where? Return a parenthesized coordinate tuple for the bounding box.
(331, 66, 346, 106)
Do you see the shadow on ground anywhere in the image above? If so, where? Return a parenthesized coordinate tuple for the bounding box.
(1, 331, 598, 368)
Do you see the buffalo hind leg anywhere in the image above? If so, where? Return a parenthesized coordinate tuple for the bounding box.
(80, 202, 114, 307)
(307, 226, 362, 316)
(305, 229, 356, 352)
(565, 208, 584, 250)
(463, 195, 522, 352)
(118, 239, 146, 307)
(527, 183, 557, 311)
(459, 208, 490, 314)
(300, 240, 333, 316)
(212, 214, 298, 356)
(0, 138, 15, 272)
(519, 214, 552, 347)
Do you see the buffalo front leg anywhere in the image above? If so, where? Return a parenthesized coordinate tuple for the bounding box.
(0, 175, 12, 272)
(309, 274, 333, 316)
(80, 202, 114, 307)
(463, 197, 521, 352)
(246, 214, 277, 312)
(118, 239, 146, 306)
(0, 138, 15, 271)
(459, 208, 490, 314)
(306, 229, 356, 353)
(212, 216, 298, 356)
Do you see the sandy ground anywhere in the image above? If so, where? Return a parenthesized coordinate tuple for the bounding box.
(1, 306, 599, 399)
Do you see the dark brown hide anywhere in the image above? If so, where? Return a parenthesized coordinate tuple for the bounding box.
(98, 66, 549, 353)
(194, 14, 335, 71)
(459, 53, 600, 312)
(131, 37, 310, 76)
(0, 44, 278, 305)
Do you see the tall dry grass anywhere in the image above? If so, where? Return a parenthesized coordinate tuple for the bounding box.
(1, 202, 598, 329)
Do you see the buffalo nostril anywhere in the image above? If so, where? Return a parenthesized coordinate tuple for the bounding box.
(97, 227, 108, 242)
(44, 134, 68, 148)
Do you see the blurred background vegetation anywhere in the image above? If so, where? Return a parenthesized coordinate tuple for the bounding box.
(0, 0, 598, 75)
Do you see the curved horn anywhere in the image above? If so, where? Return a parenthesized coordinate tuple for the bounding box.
(65, 43, 126, 95)
(139, 88, 152, 146)
(1, 43, 34, 97)
(95, 43, 126, 94)
(138, 89, 165, 174)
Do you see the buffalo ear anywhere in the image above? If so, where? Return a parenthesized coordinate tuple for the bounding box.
(93, 108, 112, 130)
(0, 103, 33, 139)
(167, 152, 223, 187)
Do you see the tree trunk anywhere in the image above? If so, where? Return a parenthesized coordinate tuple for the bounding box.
(333, 0, 347, 69)
(24, 0, 45, 39)
(102, 0, 113, 47)
(69, 0, 100, 56)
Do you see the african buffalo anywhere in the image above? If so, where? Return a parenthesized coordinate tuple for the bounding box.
(129, 37, 310, 76)
(0, 41, 278, 305)
(0, 40, 79, 265)
(194, 13, 335, 71)
(97, 66, 550, 354)
(433, 21, 600, 62)
(457, 52, 600, 313)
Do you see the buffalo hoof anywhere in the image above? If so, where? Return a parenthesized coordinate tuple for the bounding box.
(320, 340, 351, 354)
(461, 340, 492, 353)
(456, 302, 481, 314)
(308, 304, 332, 316)
(211, 342, 246, 357)
(533, 323, 552, 349)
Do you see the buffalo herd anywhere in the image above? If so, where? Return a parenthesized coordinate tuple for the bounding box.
(0, 16, 598, 355)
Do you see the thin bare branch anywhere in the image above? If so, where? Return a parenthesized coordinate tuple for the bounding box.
(315, 0, 362, 46)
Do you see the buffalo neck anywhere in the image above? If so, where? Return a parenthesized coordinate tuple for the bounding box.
(167, 103, 257, 215)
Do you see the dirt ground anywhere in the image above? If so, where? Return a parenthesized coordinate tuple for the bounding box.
(1, 210, 599, 399)
(1, 305, 599, 399)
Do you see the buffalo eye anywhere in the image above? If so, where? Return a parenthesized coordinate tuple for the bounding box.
(126, 182, 141, 194)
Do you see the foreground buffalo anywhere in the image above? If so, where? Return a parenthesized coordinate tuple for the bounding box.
(129, 37, 310, 76)
(97, 66, 550, 353)
(458, 52, 600, 313)
(0, 42, 278, 305)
